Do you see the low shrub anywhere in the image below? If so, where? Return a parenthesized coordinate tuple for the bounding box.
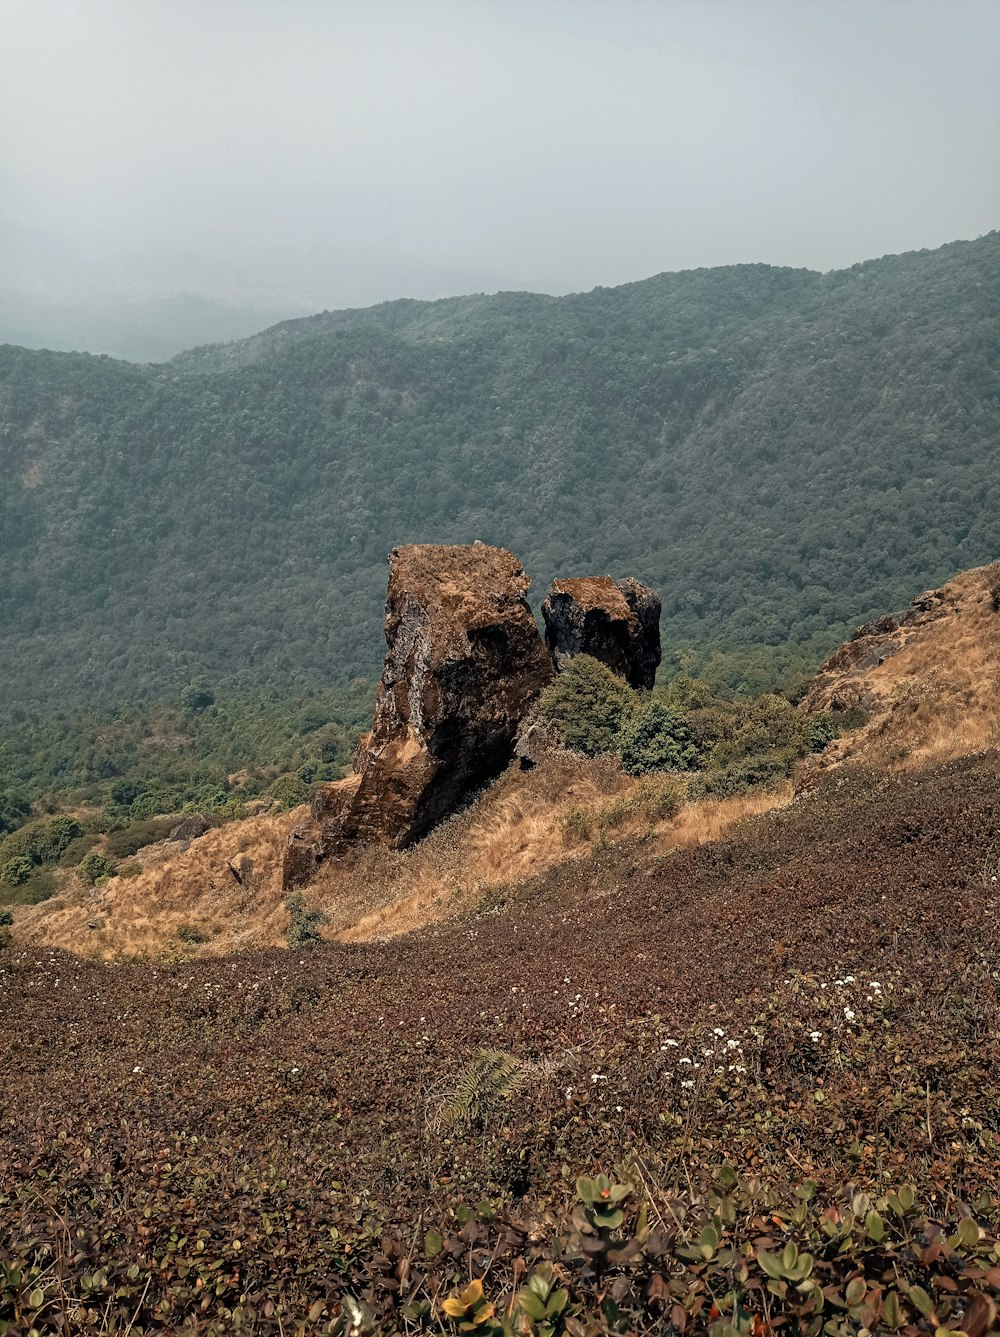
(77, 851, 116, 886)
(535, 656, 636, 757)
(267, 773, 311, 810)
(285, 892, 329, 946)
(104, 817, 177, 859)
(619, 700, 697, 775)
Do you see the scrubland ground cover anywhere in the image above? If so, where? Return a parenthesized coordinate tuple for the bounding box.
(3, 755, 1000, 1334)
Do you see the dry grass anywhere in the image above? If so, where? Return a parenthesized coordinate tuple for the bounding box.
(808, 563, 1000, 774)
(15, 810, 299, 960)
(659, 784, 793, 846)
(11, 753, 794, 958)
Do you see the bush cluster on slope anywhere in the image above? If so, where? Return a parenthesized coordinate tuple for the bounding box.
(0, 681, 373, 904)
(535, 656, 833, 786)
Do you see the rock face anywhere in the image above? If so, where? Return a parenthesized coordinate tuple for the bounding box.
(541, 576, 661, 689)
(800, 586, 950, 715)
(283, 544, 552, 887)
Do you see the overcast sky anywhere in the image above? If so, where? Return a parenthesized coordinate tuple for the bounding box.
(2, 0, 998, 311)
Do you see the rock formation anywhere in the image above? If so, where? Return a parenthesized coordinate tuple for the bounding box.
(284, 544, 552, 887)
(800, 585, 950, 715)
(541, 575, 661, 689)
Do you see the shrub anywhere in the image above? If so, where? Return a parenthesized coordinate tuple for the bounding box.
(0, 791, 30, 838)
(104, 817, 177, 859)
(78, 851, 116, 885)
(297, 707, 329, 735)
(806, 709, 838, 750)
(560, 806, 592, 845)
(285, 892, 329, 947)
(0, 815, 84, 884)
(535, 656, 636, 756)
(268, 773, 310, 810)
(1, 854, 34, 887)
(632, 773, 688, 821)
(109, 779, 143, 807)
(619, 700, 698, 775)
(180, 677, 214, 713)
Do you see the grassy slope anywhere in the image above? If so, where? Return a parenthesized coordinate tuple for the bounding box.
(3, 753, 1000, 1331)
(1, 232, 998, 709)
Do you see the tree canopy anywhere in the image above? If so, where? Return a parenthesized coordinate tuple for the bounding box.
(1, 232, 997, 710)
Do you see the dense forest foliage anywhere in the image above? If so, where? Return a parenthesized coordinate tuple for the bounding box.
(0, 680, 373, 902)
(1, 232, 998, 713)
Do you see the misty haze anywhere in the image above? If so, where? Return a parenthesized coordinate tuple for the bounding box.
(2, 0, 998, 358)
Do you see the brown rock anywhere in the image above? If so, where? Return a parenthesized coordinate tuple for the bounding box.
(169, 812, 212, 843)
(282, 543, 551, 886)
(541, 575, 661, 689)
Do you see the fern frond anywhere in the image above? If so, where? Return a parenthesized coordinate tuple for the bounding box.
(428, 1048, 525, 1132)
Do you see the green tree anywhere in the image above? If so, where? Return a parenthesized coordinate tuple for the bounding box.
(619, 700, 698, 775)
(535, 656, 636, 756)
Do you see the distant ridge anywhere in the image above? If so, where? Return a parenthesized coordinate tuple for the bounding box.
(0, 231, 998, 708)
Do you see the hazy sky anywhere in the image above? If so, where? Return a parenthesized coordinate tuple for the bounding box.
(2, 0, 998, 310)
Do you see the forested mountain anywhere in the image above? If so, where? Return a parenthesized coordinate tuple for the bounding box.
(1, 232, 998, 711)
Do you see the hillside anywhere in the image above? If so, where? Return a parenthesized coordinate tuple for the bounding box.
(12, 561, 1000, 961)
(4, 751, 1000, 1332)
(801, 561, 1000, 775)
(1, 232, 999, 710)
(6, 569, 1000, 1332)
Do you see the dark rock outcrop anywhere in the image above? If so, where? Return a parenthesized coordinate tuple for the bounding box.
(283, 544, 552, 887)
(169, 812, 211, 843)
(541, 576, 661, 689)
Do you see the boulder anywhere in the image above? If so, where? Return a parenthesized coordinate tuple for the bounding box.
(282, 543, 551, 886)
(541, 575, 661, 689)
(169, 812, 211, 843)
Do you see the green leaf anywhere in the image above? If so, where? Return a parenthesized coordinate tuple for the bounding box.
(908, 1285, 934, 1317)
(958, 1216, 980, 1249)
(883, 1290, 903, 1330)
(518, 1290, 549, 1321)
(424, 1228, 444, 1258)
(757, 1250, 784, 1280)
(845, 1278, 867, 1306)
(550, 1289, 569, 1315)
(27, 1288, 44, 1308)
(865, 1210, 885, 1243)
